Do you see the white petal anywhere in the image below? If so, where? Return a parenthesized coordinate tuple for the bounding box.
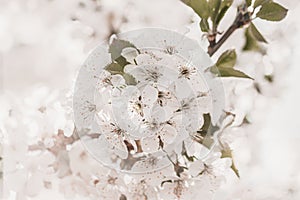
(141, 85, 158, 106)
(159, 124, 177, 144)
(121, 47, 139, 64)
(135, 53, 153, 65)
(111, 74, 125, 86)
(141, 136, 159, 153)
(189, 160, 205, 177)
(175, 79, 192, 99)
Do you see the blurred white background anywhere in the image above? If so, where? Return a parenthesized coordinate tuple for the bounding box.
(0, 0, 300, 199)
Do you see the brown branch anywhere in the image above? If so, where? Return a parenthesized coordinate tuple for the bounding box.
(208, 5, 251, 57)
(208, 24, 238, 56)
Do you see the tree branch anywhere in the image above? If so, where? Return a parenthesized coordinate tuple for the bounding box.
(208, 5, 251, 57)
(208, 24, 238, 56)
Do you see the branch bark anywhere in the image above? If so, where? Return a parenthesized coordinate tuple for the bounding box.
(207, 5, 251, 57)
(208, 24, 238, 56)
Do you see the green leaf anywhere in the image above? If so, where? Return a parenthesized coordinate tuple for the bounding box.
(105, 62, 124, 75)
(123, 73, 137, 85)
(219, 1, 233, 15)
(216, 49, 237, 68)
(243, 27, 260, 51)
(256, 2, 288, 21)
(106, 38, 139, 85)
(221, 148, 240, 178)
(209, 0, 221, 25)
(181, 0, 210, 19)
(210, 65, 253, 79)
(253, 0, 270, 9)
(192, 113, 219, 149)
(199, 113, 219, 136)
(209, 0, 221, 12)
(200, 18, 210, 32)
(246, 0, 252, 7)
(109, 38, 136, 61)
(215, 0, 233, 26)
(212, 49, 253, 79)
(115, 56, 130, 67)
(105, 63, 137, 85)
(248, 23, 267, 43)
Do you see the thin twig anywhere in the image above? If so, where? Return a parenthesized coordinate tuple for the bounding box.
(208, 24, 238, 56)
(208, 4, 251, 57)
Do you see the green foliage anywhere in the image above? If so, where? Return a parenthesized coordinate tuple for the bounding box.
(256, 2, 288, 21)
(105, 38, 138, 85)
(216, 49, 236, 68)
(180, 0, 288, 57)
(122, 73, 136, 85)
(199, 113, 219, 136)
(109, 38, 136, 60)
(200, 18, 210, 32)
(242, 23, 268, 52)
(221, 147, 240, 178)
(248, 23, 267, 43)
(178, 0, 288, 180)
(209, 0, 233, 29)
(215, 0, 233, 26)
(243, 27, 261, 51)
(246, 0, 252, 7)
(105, 62, 136, 85)
(181, 0, 210, 19)
(105, 62, 124, 75)
(211, 49, 253, 79)
(210, 65, 253, 79)
(193, 113, 219, 149)
(182, 0, 233, 32)
(253, 0, 271, 9)
(210, 0, 221, 26)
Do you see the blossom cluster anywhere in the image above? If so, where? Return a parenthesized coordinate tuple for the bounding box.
(1, 0, 299, 199)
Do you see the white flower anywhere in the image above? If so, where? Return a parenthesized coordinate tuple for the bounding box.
(159, 179, 190, 200)
(59, 175, 92, 199)
(95, 70, 126, 97)
(96, 110, 129, 154)
(190, 152, 232, 190)
(124, 52, 179, 86)
(68, 141, 105, 180)
(94, 170, 127, 199)
(125, 179, 158, 200)
(125, 64, 164, 84)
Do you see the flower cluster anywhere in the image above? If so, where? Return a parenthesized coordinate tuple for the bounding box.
(71, 28, 234, 199)
(1, 0, 298, 199)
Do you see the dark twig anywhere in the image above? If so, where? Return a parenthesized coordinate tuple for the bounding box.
(208, 4, 251, 57)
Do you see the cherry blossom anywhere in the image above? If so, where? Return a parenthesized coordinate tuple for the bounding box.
(1, 0, 297, 199)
